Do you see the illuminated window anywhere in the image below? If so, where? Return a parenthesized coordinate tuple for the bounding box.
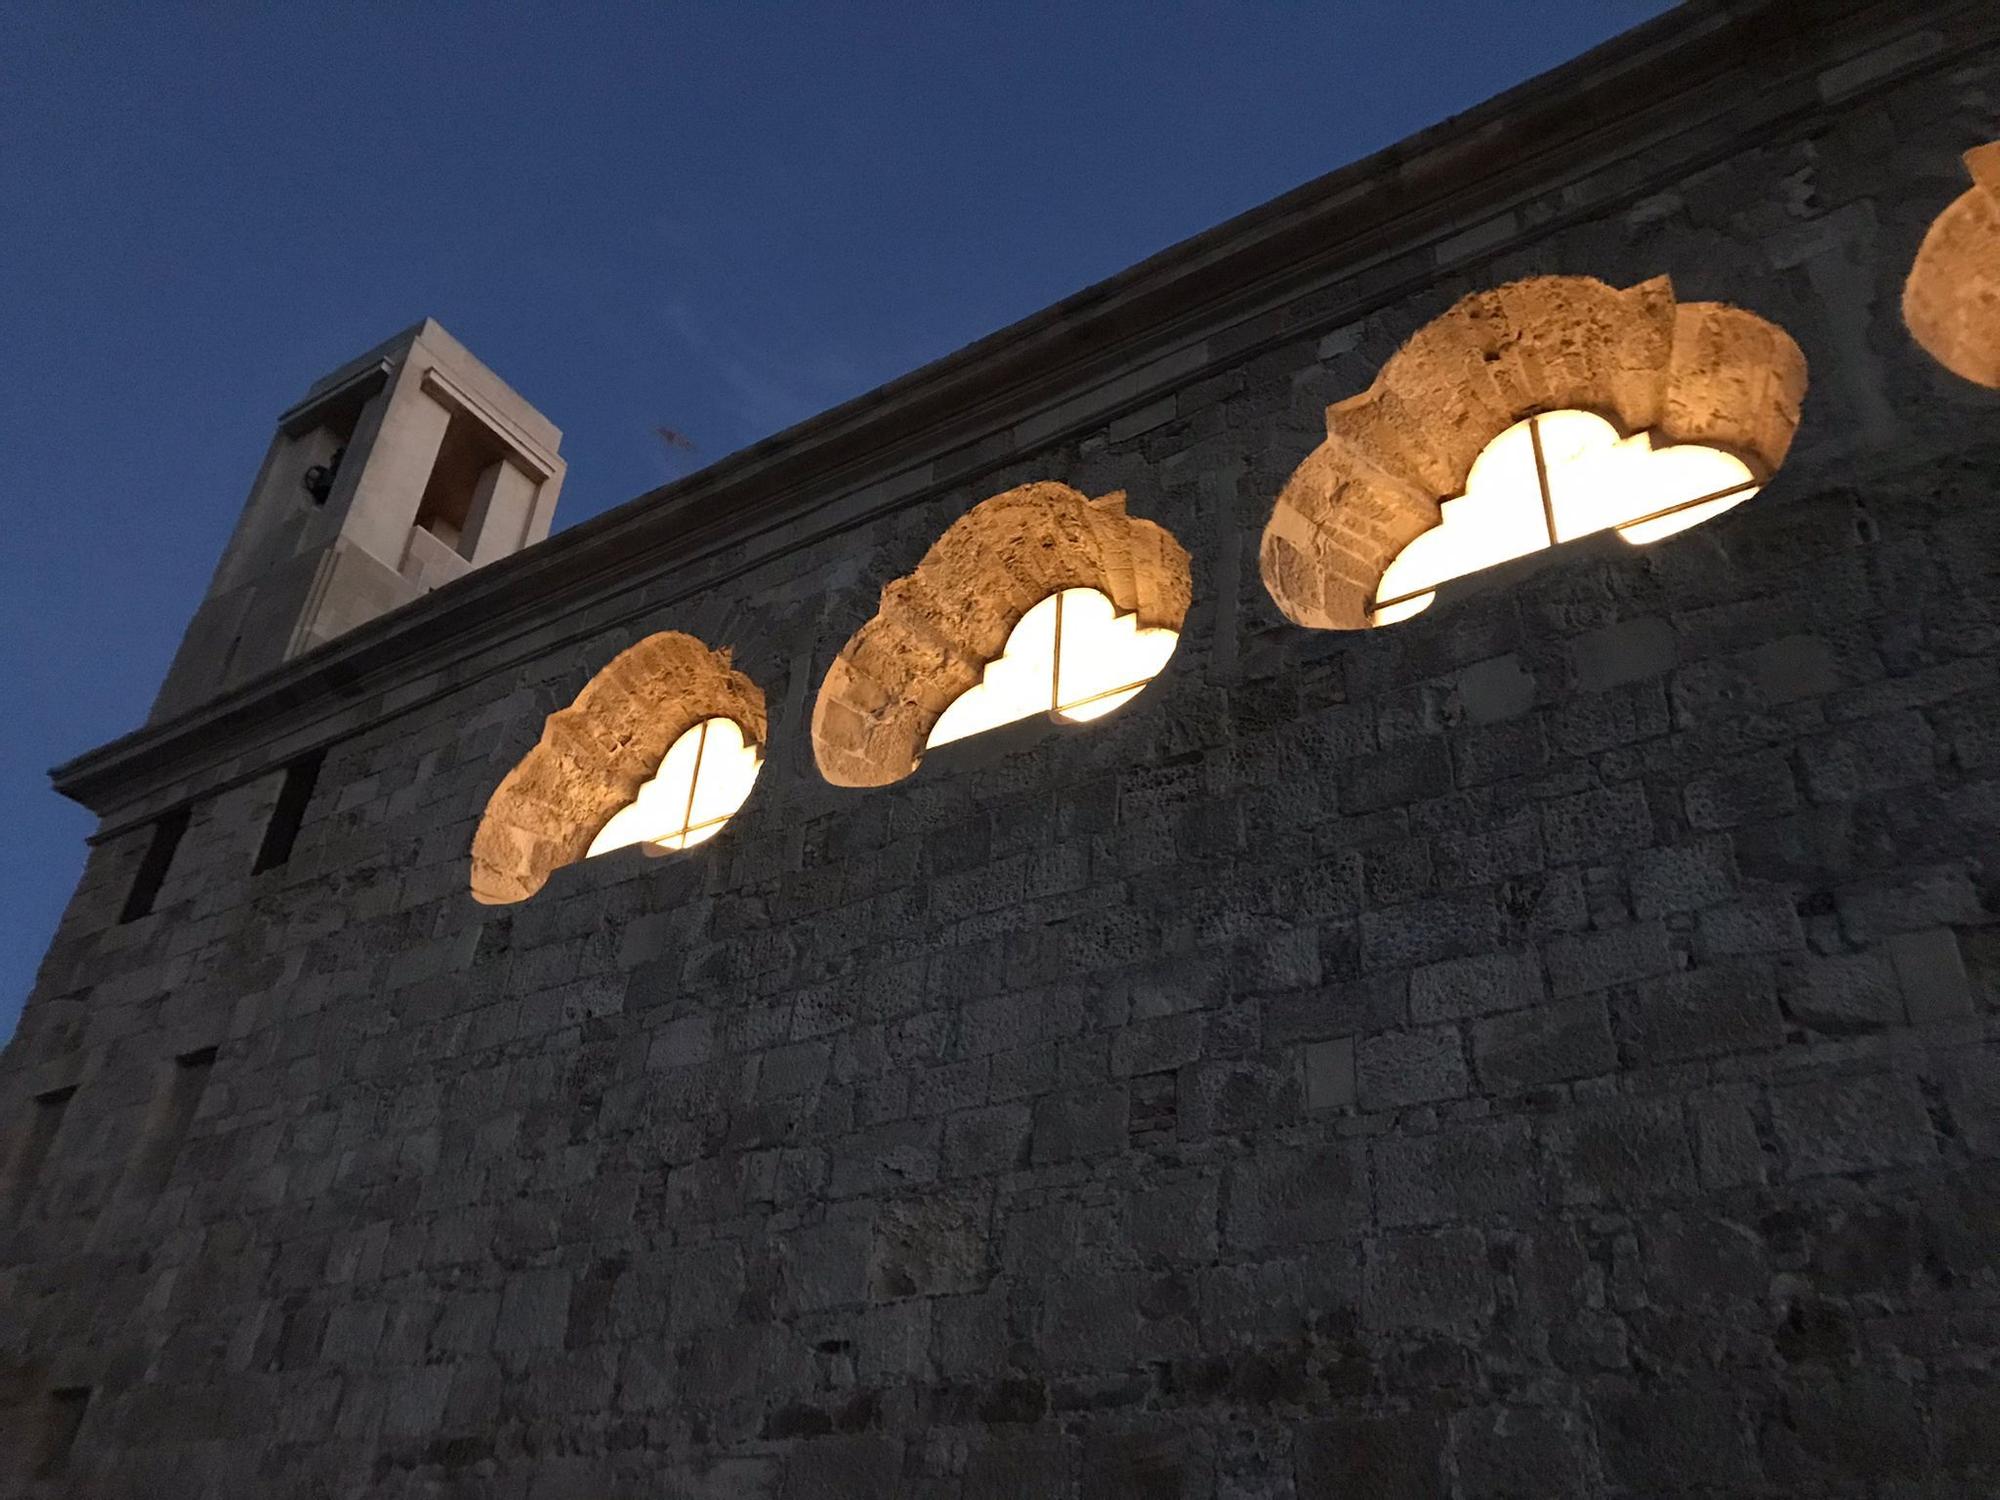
(1370, 410, 1758, 626)
(926, 587, 1178, 750)
(587, 716, 761, 857)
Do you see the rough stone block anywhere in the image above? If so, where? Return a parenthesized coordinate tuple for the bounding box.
(1473, 996, 1617, 1090)
(1798, 711, 1935, 803)
(779, 1214, 874, 1311)
(1836, 864, 1983, 942)
(495, 1269, 572, 1353)
(1451, 1405, 1591, 1500)
(1619, 961, 1783, 1064)
(1548, 1096, 1696, 1207)
(1685, 751, 1800, 830)
(1031, 1086, 1129, 1164)
(778, 1435, 905, 1499)
(1539, 783, 1653, 866)
(1544, 921, 1679, 997)
(1771, 1073, 1937, 1178)
(1408, 948, 1544, 1022)
(1374, 1118, 1542, 1228)
(1693, 891, 1804, 958)
(1122, 1176, 1219, 1265)
(828, 1120, 940, 1198)
(869, 1193, 989, 1300)
(1630, 836, 1738, 917)
(1889, 927, 1974, 1023)
(1361, 891, 1503, 969)
(1753, 633, 1840, 704)
(1363, 1226, 1491, 1333)
(1456, 654, 1536, 724)
(1357, 1025, 1468, 1109)
(943, 1102, 1031, 1178)
(1294, 1411, 1446, 1500)
(1592, 1385, 1757, 1490)
(1781, 950, 1903, 1033)
(1572, 616, 1676, 692)
(1224, 1140, 1366, 1250)
(1300, 1036, 1355, 1111)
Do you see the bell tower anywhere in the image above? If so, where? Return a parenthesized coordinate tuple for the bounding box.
(150, 319, 565, 721)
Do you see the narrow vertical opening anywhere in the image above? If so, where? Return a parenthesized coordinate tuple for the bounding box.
(132, 1048, 216, 1195)
(119, 807, 190, 924)
(414, 407, 508, 559)
(253, 751, 324, 873)
(35, 1386, 90, 1477)
(9, 1086, 75, 1209)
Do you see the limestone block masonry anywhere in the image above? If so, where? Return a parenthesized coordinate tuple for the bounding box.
(7, 2, 2000, 1495)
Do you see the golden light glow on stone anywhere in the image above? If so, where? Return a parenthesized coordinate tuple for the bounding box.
(926, 587, 1178, 750)
(1371, 410, 1757, 625)
(587, 716, 761, 857)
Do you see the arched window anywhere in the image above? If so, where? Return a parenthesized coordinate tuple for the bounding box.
(813, 482, 1191, 787)
(471, 632, 767, 904)
(926, 587, 1178, 747)
(586, 716, 762, 856)
(1904, 141, 2000, 389)
(1370, 410, 1759, 625)
(1261, 275, 1807, 632)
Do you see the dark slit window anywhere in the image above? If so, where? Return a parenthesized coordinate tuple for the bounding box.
(131, 1048, 216, 1194)
(254, 750, 324, 873)
(35, 1386, 91, 1477)
(9, 1085, 75, 1207)
(119, 807, 190, 923)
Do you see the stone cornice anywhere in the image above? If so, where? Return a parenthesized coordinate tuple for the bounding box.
(51, 0, 1996, 824)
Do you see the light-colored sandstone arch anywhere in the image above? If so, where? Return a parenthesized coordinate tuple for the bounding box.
(1261, 275, 1808, 631)
(1904, 142, 2000, 389)
(812, 482, 1191, 788)
(471, 632, 768, 904)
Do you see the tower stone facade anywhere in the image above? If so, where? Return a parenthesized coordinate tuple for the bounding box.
(150, 320, 565, 723)
(5, 2, 2000, 1495)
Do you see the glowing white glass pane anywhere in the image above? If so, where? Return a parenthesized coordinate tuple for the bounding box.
(585, 717, 759, 858)
(927, 593, 1062, 749)
(1617, 487, 1756, 544)
(1543, 411, 1756, 543)
(1370, 592, 1437, 627)
(1373, 419, 1549, 608)
(925, 587, 1178, 749)
(1053, 587, 1179, 719)
(1060, 685, 1143, 723)
(1373, 411, 1763, 625)
(686, 717, 760, 829)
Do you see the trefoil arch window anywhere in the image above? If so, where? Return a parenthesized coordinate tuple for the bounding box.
(471, 631, 768, 904)
(1260, 275, 1807, 633)
(813, 482, 1191, 788)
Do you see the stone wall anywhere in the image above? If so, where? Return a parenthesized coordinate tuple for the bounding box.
(6, 5, 2000, 1496)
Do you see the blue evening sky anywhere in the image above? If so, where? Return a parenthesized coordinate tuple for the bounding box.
(0, 1, 1674, 1042)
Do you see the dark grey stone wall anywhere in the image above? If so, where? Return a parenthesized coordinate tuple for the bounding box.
(5, 9, 2000, 1496)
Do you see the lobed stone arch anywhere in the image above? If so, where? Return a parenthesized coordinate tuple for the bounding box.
(1261, 275, 1808, 631)
(1904, 142, 2000, 389)
(471, 632, 768, 904)
(812, 481, 1192, 788)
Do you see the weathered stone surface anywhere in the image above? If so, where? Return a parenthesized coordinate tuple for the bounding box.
(1904, 139, 2000, 388)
